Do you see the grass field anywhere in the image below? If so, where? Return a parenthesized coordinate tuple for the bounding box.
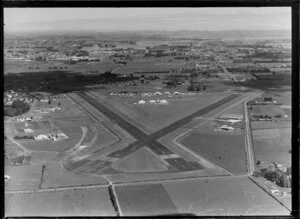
(181, 132, 247, 174)
(91, 91, 223, 133)
(252, 128, 291, 166)
(41, 162, 108, 188)
(115, 183, 178, 216)
(112, 147, 168, 173)
(162, 176, 290, 215)
(5, 165, 43, 191)
(5, 187, 115, 216)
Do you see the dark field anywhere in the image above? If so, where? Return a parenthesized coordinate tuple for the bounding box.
(181, 133, 247, 174)
(115, 183, 178, 216)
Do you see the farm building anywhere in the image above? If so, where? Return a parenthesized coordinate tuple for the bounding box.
(149, 100, 156, 104)
(218, 125, 234, 131)
(138, 100, 146, 104)
(220, 114, 243, 120)
(34, 134, 48, 141)
(164, 92, 171, 95)
(154, 92, 162, 96)
(173, 91, 180, 95)
(160, 99, 168, 104)
(24, 128, 33, 133)
(57, 132, 68, 139)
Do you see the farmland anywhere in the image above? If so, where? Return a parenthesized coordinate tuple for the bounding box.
(5, 187, 116, 216)
(41, 162, 108, 188)
(162, 176, 290, 215)
(181, 132, 247, 174)
(252, 128, 291, 166)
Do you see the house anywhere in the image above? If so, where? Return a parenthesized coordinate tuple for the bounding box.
(271, 189, 280, 195)
(160, 99, 168, 104)
(154, 92, 162, 96)
(164, 92, 171, 95)
(149, 100, 156, 104)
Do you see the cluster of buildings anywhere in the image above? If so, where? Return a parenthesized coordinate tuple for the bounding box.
(4, 90, 34, 106)
(34, 132, 68, 141)
(135, 99, 168, 105)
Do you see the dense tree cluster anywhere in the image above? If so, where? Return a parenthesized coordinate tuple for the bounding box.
(4, 100, 30, 117)
(254, 165, 292, 188)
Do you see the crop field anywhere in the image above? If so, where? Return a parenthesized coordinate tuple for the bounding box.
(5, 187, 115, 216)
(252, 128, 291, 166)
(91, 91, 223, 133)
(162, 176, 290, 215)
(28, 151, 59, 165)
(180, 132, 247, 174)
(112, 147, 168, 173)
(250, 105, 287, 117)
(5, 165, 43, 191)
(41, 162, 108, 188)
(115, 183, 178, 216)
(251, 121, 291, 130)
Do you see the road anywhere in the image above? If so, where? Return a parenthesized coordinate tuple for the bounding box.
(243, 91, 263, 175)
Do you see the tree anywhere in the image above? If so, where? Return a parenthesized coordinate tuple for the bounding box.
(278, 174, 291, 188)
(4, 107, 17, 117)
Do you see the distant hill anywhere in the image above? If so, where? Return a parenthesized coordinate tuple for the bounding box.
(4, 18, 291, 40)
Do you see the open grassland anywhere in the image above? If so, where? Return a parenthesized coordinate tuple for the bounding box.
(5, 140, 24, 158)
(252, 128, 291, 166)
(115, 183, 178, 216)
(5, 165, 43, 191)
(162, 176, 290, 215)
(181, 131, 247, 175)
(5, 187, 115, 216)
(218, 103, 244, 118)
(112, 147, 168, 173)
(41, 162, 108, 188)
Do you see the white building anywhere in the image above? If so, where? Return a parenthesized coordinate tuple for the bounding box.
(34, 134, 48, 141)
(149, 100, 156, 104)
(160, 99, 168, 104)
(138, 100, 146, 104)
(24, 128, 33, 133)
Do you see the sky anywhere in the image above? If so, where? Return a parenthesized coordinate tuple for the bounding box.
(4, 7, 291, 32)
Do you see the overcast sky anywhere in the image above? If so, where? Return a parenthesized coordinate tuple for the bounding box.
(4, 7, 291, 32)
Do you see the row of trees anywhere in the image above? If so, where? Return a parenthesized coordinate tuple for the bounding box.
(4, 100, 30, 117)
